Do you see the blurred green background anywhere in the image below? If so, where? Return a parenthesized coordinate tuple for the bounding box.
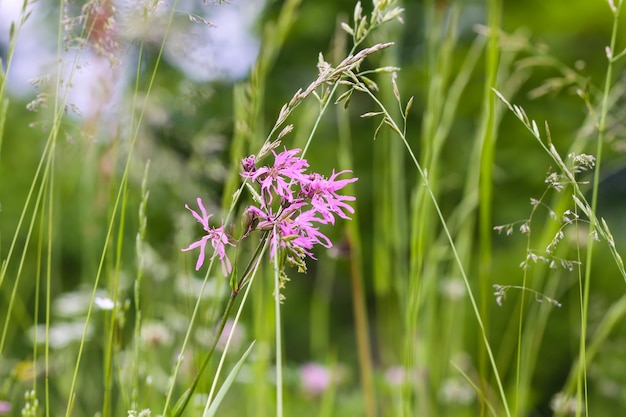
(2, 0, 626, 416)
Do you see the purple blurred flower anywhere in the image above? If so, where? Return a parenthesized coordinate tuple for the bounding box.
(182, 198, 233, 275)
(299, 362, 332, 397)
(385, 366, 408, 387)
(384, 365, 421, 388)
(0, 401, 9, 415)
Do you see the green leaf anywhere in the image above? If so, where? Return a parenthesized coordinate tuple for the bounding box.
(204, 341, 256, 417)
(169, 388, 191, 417)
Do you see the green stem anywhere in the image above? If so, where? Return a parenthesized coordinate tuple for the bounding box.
(578, 2, 622, 416)
(273, 232, 284, 417)
(336, 77, 377, 417)
(348, 229, 377, 417)
(352, 75, 511, 416)
(45, 140, 54, 417)
(171, 233, 269, 417)
(478, 0, 501, 413)
(169, 291, 238, 417)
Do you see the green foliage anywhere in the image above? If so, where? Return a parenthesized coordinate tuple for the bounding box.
(2, 0, 626, 416)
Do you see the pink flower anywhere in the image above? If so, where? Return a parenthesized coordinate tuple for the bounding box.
(0, 401, 10, 415)
(299, 362, 332, 396)
(283, 209, 332, 251)
(246, 203, 331, 263)
(241, 163, 357, 269)
(241, 155, 256, 174)
(384, 365, 419, 388)
(241, 148, 309, 206)
(184, 148, 358, 276)
(302, 170, 357, 224)
(385, 366, 408, 387)
(182, 198, 233, 276)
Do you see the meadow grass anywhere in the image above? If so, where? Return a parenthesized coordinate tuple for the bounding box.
(1, 0, 626, 416)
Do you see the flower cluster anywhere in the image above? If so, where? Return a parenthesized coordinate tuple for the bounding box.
(182, 147, 357, 275)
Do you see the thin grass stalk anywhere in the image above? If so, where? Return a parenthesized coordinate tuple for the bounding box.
(404, 3, 457, 412)
(401, 3, 469, 413)
(434, 31, 489, 416)
(225, 7, 304, 408)
(513, 187, 547, 416)
(292, 74, 379, 417)
(169, 290, 238, 417)
(0, 120, 53, 293)
(130, 162, 150, 411)
(301, 75, 380, 417)
(578, 2, 623, 415)
(0, 98, 7, 184)
(250, 259, 270, 417)
(202, 244, 266, 414)
(45, 147, 54, 417)
(307, 24, 341, 351)
(551, 85, 626, 401)
(510, 176, 584, 413)
(64, 171, 119, 417)
(102, 177, 130, 417)
(316, 356, 339, 417)
(169, 234, 270, 417)
(0, 135, 54, 355)
(487, 43, 592, 412)
(347, 186, 376, 417)
(0, 1, 118, 411)
(480, 35, 535, 416)
(0, 0, 121, 294)
(405, 0, 439, 406)
(32, 164, 46, 396)
(167, 0, 306, 407)
(326, 29, 386, 417)
(65, 0, 182, 407)
(372, 58, 403, 299)
(0, 0, 31, 104)
(297, 48, 396, 417)
(443, 35, 525, 413)
(369, 24, 407, 387)
(427, 4, 461, 395)
(405, 190, 424, 415)
(336, 83, 377, 417)
(478, 0, 502, 412)
(351, 77, 511, 415)
(273, 229, 284, 417)
(222, 0, 303, 208)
